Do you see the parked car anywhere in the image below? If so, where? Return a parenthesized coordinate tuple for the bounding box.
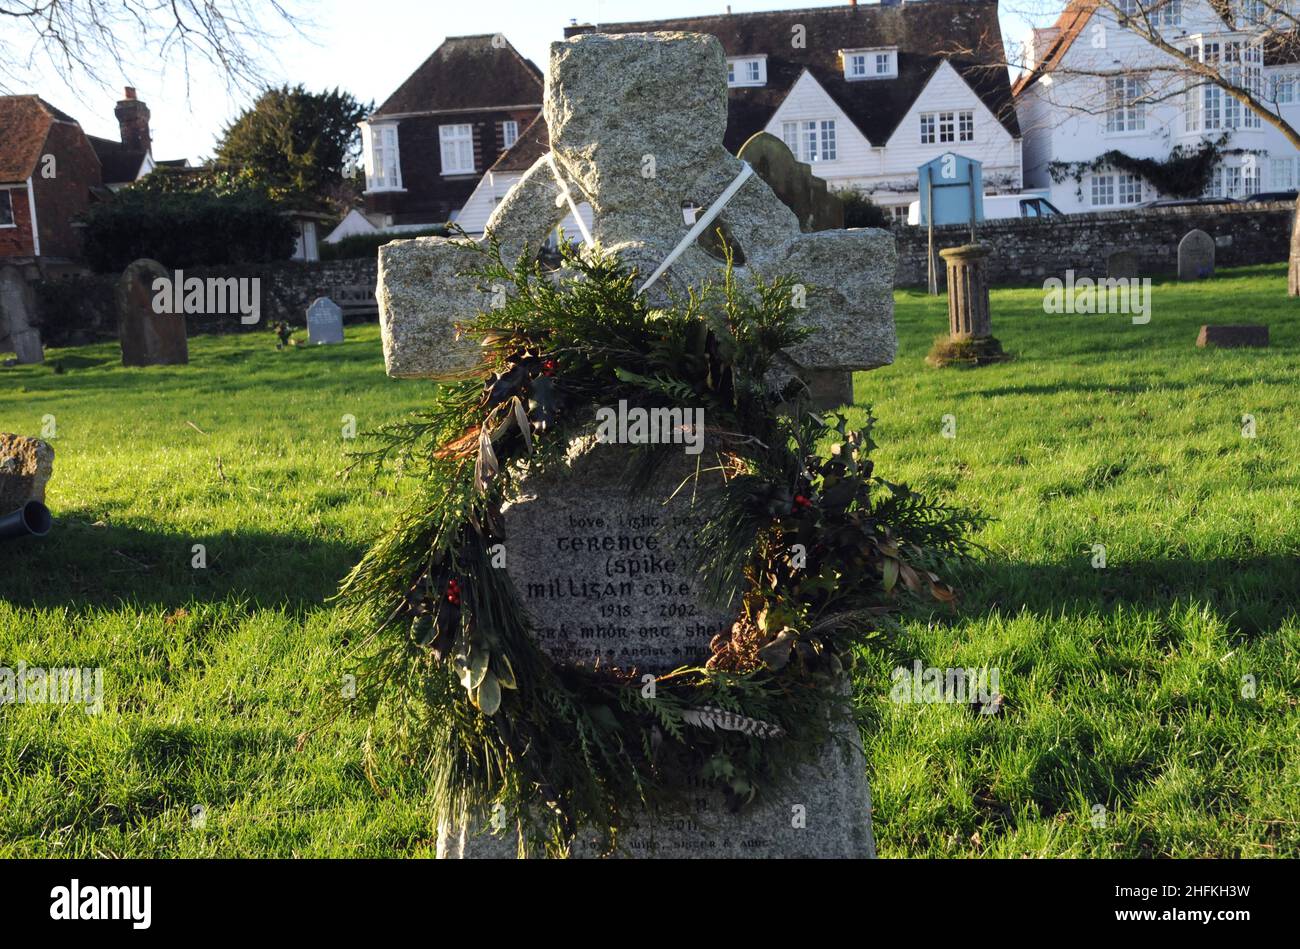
(1238, 190, 1298, 204)
(1136, 196, 1237, 209)
(906, 192, 1063, 226)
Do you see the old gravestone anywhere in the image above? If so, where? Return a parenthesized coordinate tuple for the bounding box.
(380, 32, 894, 858)
(0, 433, 54, 513)
(116, 259, 189, 367)
(1106, 249, 1140, 280)
(439, 427, 875, 859)
(1196, 324, 1269, 348)
(307, 297, 345, 345)
(734, 131, 852, 405)
(0, 265, 44, 365)
(1177, 229, 1215, 281)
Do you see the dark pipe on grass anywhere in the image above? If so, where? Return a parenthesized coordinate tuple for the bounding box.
(0, 501, 52, 540)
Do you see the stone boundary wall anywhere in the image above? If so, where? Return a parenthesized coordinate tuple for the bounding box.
(34, 258, 379, 346)
(24, 201, 1298, 345)
(893, 200, 1295, 289)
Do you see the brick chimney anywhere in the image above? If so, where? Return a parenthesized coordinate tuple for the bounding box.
(114, 87, 152, 155)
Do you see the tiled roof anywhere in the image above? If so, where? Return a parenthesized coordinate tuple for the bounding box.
(372, 34, 544, 118)
(566, 1, 1019, 146)
(0, 96, 79, 183)
(487, 113, 548, 173)
(87, 135, 147, 185)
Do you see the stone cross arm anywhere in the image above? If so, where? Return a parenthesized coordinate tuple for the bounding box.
(377, 31, 897, 382)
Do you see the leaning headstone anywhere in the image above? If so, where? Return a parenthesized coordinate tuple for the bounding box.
(0, 433, 54, 513)
(10, 329, 43, 365)
(1197, 324, 1269, 348)
(736, 131, 852, 406)
(116, 259, 189, 366)
(381, 32, 894, 859)
(307, 297, 345, 345)
(438, 429, 875, 858)
(736, 131, 844, 233)
(1177, 229, 1215, 280)
(1106, 249, 1140, 280)
(0, 265, 44, 365)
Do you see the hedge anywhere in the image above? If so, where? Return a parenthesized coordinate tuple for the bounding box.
(82, 190, 299, 272)
(320, 225, 449, 261)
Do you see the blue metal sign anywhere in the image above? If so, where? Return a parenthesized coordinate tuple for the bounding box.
(917, 152, 984, 227)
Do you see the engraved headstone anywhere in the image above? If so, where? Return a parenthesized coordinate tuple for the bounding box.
(439, 428, 875, 858)
(382, 32, 893, 859)
(1177, 229, 1215, 281)
(307, 297, 345, 345)
(0, 265, 43, 365)
(116, 259, 188, 367)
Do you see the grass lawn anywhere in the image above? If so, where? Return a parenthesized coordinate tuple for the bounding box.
(1, 264, 1296, 858)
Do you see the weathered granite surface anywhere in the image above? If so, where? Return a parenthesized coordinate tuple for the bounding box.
(439, 717, 875, 859)
(377, 32, 895, 382)
(0, 433, 54, 513)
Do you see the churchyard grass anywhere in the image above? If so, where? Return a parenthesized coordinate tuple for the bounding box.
(1, 263, 1296, 857)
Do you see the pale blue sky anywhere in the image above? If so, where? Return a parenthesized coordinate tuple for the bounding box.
(15, 0, 1045, 162)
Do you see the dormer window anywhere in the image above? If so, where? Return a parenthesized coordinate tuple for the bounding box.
(843, 48, 897, 81)
(727, 56, 767, 87)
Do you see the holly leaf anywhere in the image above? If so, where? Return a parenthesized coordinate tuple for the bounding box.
(475, 671, 502, 715)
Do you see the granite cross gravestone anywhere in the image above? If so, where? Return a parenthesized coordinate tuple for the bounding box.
(116, 259, 189, 367)
(376, 31, 894, 393)
(1177, 229, 1215, 281)
(380, 31, 895, 859)
(307, 297, 346, 345)
(0, 265, 44, 365)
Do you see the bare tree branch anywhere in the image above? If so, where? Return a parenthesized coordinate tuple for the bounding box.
(0, 0, 305, 96)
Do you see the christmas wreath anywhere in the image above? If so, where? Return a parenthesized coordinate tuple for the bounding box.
(339, 237, 979, 856)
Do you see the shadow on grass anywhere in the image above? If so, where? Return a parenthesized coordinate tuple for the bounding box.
(0, 510, 364, 613)
(955, 554, 1300, 637)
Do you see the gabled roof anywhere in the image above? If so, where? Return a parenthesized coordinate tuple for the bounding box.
(0, 96, 80, 183)
(1011, 1, 1267, 96)
(87, 135, 148, 185)
(372, 34, 544, 118)
(487, 113, 549, 173)
(1012, 0, 1097, 97)
(566, 1, 1019, 147)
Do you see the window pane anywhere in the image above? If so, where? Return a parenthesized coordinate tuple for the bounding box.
(0, 190, 12, 227)
(920, 113, 935, 144)
(820, 120, 836, 161)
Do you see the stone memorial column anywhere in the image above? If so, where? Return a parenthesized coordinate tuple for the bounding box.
(927, 243, 1005, 366)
